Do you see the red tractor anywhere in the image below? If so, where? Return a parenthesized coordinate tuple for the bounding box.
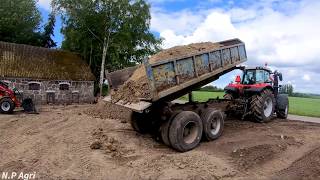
(224, 66, 289, 122)
(0, 80, 36, 114)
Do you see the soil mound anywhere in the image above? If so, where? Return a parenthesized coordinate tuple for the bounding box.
(231, 144, 287, 170)
(275, 147, 320, 180)
(111, 42, 221, 104)
(90, 128, 134, 158)
(149, 42, 221, 64)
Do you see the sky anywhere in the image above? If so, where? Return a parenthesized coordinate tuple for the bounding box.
(37, 0, 320, 94)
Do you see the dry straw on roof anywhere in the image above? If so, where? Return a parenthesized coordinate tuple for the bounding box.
(0, 41, 95, 81)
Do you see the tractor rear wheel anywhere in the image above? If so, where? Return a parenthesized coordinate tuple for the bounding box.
(168, 111, 203, 152)
(250, 89, 275, 123)
(0, 97, 15, 114)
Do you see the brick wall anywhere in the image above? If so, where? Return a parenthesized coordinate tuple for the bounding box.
(1, 78, 94, 105)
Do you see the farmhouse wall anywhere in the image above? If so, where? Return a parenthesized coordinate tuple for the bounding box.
(1, 78, 94, 105)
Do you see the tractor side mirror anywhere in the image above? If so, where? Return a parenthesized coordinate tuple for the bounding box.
(235, 75, 241, 83)
(278, 73, 283, 81)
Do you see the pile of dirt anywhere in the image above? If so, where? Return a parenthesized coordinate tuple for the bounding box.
(111, 42, 221, 104)
(275, 147, 320, 180)
(231, 144, 287, 170)
(85, 101, 131, 122)
(149, 42, 221, 64)
(90, 127, 134, 158)
(129, 151, 235, 179)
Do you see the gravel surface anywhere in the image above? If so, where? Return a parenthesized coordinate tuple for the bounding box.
(0, 104, 319, 180)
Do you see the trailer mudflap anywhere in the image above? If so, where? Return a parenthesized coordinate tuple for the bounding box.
(103, 96, 152, 113)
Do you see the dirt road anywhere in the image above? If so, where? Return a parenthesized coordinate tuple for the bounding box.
(0, 105, 319, 180)
(288, 114, 320, 124)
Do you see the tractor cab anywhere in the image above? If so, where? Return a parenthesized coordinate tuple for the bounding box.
(241, 67, 273, 85)
(225, 66, 277, 97)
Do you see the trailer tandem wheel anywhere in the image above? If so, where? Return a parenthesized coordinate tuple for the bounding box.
(160, 111, 181, 146)
(168, 111, 203, 152)
(130, 112, 151, 134)
(200, 108, 224, 141)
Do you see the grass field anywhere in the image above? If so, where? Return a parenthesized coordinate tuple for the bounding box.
(180, 91, 320, 118)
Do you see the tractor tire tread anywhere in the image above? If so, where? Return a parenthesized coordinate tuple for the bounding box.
(250, 89, 275, 123)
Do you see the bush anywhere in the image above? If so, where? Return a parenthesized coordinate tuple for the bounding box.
(199, 85, 224, 92)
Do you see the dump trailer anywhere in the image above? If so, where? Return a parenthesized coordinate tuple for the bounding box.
(105, 38, 247, 152)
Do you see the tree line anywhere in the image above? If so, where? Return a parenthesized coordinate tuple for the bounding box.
(0, 0, 162, 95)
(0, 0, 56, 48)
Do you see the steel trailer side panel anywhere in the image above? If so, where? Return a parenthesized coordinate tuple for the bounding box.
(147, 40, 247, 102)
(195, 53, 210, 76)
(152, 62, 176, 92)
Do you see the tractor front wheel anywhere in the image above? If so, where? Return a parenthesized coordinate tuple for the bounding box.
(277, 104, 288, 119)
(223, 93, 233, 100)
(0, 97, 15, 114)
(276, 94, 289, 119)
(250, 90, 275, 123)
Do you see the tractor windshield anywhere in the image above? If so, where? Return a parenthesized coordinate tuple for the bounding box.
(242, 69, 271, 85)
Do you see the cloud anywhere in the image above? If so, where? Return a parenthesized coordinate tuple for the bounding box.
(151, 8, 205, 35)
(150, 0, 320, 93)
(303, 74, 311, 81)
(37, 0, 52, 11)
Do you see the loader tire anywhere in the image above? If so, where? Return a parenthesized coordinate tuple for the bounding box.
(0, 98, 15, 114)
(22, 98, 35, 113)
(168, 111, 203, 152)
(250, 89, 275, 123)
(200, 108, 224, 141)
(130, 112, 151, 134)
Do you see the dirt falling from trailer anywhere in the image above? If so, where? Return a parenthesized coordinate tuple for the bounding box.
(111, 42, 222, 103)
(85, 101, 132, 122)
(110, 66, 151, 104)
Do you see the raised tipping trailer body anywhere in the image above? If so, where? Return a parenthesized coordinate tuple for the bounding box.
(105, 38, 247, 152)
(106, 39, 247, 112)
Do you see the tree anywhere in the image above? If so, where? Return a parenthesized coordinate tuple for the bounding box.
(281, 84, 294, 96)
(41, 11, 57, 48)
(53, 0, 162, 96)
(0, 0, 42, 46)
